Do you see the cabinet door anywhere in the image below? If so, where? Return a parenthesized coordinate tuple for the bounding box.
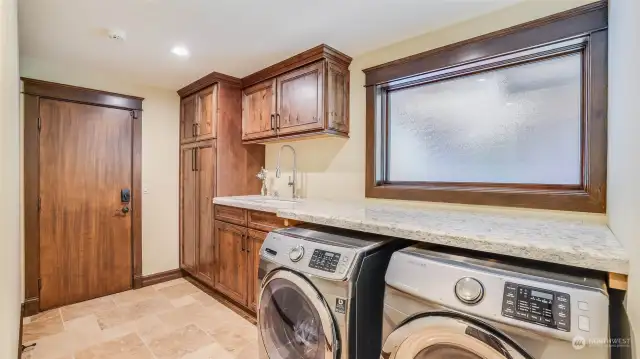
(326, 61, 349, 133)
(180, 95, 197, 144)
(196, 140, 216, 286)
(180, 145, 198, 274)
(242, 79, 276, 140)
(195, 85, 217, 141)
(276, 61, 324, 135)
(214, 220, 247, 304)
(247, 229, 267, 312)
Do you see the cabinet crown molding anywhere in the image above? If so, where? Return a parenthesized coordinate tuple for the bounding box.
(241, 44, 352, 88)
(177, 72, 242, 98)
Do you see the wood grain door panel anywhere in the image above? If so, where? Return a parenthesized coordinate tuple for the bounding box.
(214, 205, 247, 226)
(327, 61, 349, 133)
(180, 144, 198, 275)
(39, 99, 133, 310)
(247, 210, 287, 232)
(180, 94, 197, 144)
(195, 86, 217, 141)
(214, 220, 247, 304)
(196, 141, 216, 286)
(247, 229, 267, 312)
(276, 61, 324, 135)
(242, 79, 277, 140)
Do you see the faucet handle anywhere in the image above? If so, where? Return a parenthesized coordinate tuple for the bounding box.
(288, 176, 294, 186)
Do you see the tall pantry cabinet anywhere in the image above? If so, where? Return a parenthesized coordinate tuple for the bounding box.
(178, 73, 264, 287)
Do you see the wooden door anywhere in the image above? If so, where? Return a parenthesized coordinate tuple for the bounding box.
(180, 94, 197, 143)
(195, 85, 217, 141)
(180, 143, 198, 275)
(214, 220, 247, 304)
(276, 61, 324, 135)
(247, 229, 267, 312)
(196, 140, 216, 286)
(39, 99, 133, 310)
(242, 79, 277, 140)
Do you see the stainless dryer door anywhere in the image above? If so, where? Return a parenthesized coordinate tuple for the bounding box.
(259, 270, 338, 359)
(381, 316, 531, 359)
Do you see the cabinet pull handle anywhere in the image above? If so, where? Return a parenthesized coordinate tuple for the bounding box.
(195, 123, 200, 136)
(192, 123, 196, 137)
(194, 148, 199, 171)
(270, 114, 275, 131)
(241, 234, 246, 252)
(191, 149, 195, 171)
(276, 114, 281, 132)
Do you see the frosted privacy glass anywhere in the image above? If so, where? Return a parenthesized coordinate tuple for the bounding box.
(387, 53, 582, 184)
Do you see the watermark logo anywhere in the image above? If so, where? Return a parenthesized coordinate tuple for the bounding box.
(572, 336, 586, 350)
(572, 336, 631, 350)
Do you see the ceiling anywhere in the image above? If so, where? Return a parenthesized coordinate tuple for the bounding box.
(19, 0, 521, 90)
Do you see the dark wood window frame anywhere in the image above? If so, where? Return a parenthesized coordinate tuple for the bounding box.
(364, 2, 608, 213)
(22, 78, 144, 316)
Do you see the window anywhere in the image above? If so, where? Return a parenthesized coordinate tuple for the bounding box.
(364, 3, 608, 212)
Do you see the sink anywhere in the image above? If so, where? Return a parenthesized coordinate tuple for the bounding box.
(262, 199, 298, 204)
(242, 196, 299, 205)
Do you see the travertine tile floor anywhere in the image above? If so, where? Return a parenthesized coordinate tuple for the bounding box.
(21, 278, 259, 359)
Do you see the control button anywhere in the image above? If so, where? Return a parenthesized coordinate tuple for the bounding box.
(530, 314, 539, 321)
(455, 277, 484, 304)
(515, 311, 529, 320)
(503, 307, 515, 316)
(557, 296, 568, 303)
(542, 317, 552, 325)
(505, 292, 515, 298)
(289, 245, 305, 262)
(505, 300, 514, 306)
(579, 316, 590, 332)
(557, 319, 569, 331)
(558, 312, 567, 318)
(558, 304, 567, 310)
(578, 301, 589, 311)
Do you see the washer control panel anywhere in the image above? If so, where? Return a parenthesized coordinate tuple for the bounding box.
(309, 249, 341, 273)
(502, 282, 571, 331)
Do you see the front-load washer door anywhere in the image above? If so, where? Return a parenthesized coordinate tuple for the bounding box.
(259, 270, 338, 359)
(381, 316, 532, 359)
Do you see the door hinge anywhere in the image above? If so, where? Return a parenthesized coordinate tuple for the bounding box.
(38, 278, 42, 291)
(37, 197, 41, 211)
(37, 117, 41, 131)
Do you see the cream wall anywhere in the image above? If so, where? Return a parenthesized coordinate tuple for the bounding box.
(20, 58, 180, 276)
(265, 0, 597, 199)
(607, 0, 640, 355)
(1, 0, 23, 356)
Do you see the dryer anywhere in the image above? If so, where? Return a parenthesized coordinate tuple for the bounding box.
(381, 244, 610, 359)
(257, 224, 408, 359)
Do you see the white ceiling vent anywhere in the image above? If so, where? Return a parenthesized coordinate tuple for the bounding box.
(107, 29, 127, 41)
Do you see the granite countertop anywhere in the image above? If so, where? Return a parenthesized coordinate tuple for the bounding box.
(213, 195, 629, 275)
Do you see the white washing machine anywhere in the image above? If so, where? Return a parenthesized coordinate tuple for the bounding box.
(381, 244, 610, 359)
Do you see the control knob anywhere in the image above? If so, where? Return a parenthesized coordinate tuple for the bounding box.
(289, 245, 305, 262)
(455, 277, 484, 304)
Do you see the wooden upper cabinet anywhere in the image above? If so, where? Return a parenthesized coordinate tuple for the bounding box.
(327, 61, 349, 133)
(240, 44, 352, 144)
(180, 95, 197, 144)
(195, 85, 217, 141)
(276, 61, 324, 135)
(181, 86, 217, 144)
(242, 79, 276, 141)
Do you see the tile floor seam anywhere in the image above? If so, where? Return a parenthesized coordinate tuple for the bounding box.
(138, 332, 160, 359)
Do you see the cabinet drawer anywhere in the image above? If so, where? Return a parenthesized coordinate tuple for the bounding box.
(214, 205, 247, 226)
(247, 210, 289, 232)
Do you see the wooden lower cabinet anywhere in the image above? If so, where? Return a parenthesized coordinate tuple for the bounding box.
(247, 229, 267, 312)
(214, 220, 248, 304)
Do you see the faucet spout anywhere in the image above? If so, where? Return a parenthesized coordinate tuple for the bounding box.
(275, 145, 298, 198)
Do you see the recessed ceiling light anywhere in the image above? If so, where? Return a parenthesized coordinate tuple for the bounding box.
(171, 46, 190, 57)
(477, 78, 486, 82)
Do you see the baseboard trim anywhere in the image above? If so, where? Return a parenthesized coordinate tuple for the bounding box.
(23, 297, 39, 317)
(140, 269, 184, 287)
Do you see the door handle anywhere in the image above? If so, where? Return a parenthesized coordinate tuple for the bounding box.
(240, 234, 246, 252)
(195, 123, 200, 136)
(192, 123, 196, 137)
(276, 114, 281, 133)
(270, 114, 275, 131)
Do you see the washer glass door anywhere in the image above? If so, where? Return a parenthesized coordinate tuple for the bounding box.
(259, 270, 336, 359)
(382, 316, 530, 359)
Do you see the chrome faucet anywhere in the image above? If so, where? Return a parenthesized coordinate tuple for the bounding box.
(275, 145, 298, 199)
